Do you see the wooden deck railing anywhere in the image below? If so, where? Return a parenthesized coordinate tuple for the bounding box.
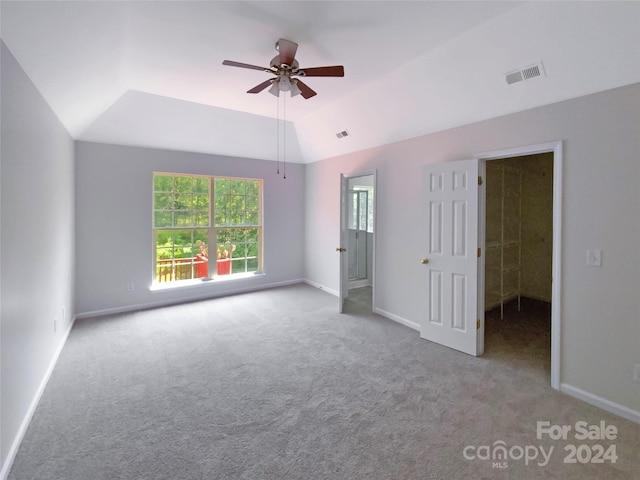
(156, 256, 208, 283)
(155, 255, 232, 282)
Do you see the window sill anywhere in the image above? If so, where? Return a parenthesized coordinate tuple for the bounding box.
(149, 272, 266, 292)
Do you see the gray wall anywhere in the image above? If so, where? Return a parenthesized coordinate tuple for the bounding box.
(74, 142, 305, 316)
(304, 83, 640, 415)
(1, 42, 75, 472)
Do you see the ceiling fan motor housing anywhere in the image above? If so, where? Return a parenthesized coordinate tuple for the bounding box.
(270, 56, 299, 71)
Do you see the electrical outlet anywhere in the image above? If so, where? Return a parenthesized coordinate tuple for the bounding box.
(54, 317, 57, 333)
(634, 364, 640, 384)
(126, 282, 135, 291)
(62, 306, 66, 320)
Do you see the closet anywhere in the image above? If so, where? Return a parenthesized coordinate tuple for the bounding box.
(485, 153, 554, 318)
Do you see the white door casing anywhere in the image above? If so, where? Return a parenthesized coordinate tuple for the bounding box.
(339, 174, 349, 312)
(421, 159, 480, 356)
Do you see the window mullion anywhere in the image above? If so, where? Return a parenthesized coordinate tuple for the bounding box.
(208, 176, 215, 278)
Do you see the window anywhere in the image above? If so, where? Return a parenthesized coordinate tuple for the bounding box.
(153, 173, 262, 284)
(352, 185, 374, 233)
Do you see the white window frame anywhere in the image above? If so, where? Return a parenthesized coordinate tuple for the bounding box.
(152, 173, 263, 285)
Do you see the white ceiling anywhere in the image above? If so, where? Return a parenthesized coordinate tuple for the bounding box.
(1, 1, 639, 163)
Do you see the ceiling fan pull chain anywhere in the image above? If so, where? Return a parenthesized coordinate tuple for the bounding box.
(283, 93, 286, 180)
(276, 95, 280, 176)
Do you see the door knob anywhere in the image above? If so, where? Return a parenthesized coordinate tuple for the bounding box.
(420, 258, 429, 264)
(336, 247, 346, 252)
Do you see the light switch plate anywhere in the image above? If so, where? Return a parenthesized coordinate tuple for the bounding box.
(586, 249, 602, 267)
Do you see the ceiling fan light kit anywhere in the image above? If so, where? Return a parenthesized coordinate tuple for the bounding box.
(268, 78, 302, 97)
(289, 80, 301, 97)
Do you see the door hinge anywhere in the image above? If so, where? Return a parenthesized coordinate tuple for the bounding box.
(477, 247, 481, 257)
(478, 176, 483, 185)
(476, 319, 481, 329)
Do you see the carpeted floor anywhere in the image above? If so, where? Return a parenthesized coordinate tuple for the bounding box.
(484, 297, 552, 383)
(8, 284, 640, 479)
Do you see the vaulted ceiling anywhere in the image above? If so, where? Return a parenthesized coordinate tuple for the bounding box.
(2, 1, 639, 163)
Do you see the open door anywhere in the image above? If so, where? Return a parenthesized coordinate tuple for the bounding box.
(420, 159, 480, 356)
(338, 174, 349, 312)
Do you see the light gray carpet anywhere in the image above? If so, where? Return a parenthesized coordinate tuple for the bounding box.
(9, 284, 640, 479)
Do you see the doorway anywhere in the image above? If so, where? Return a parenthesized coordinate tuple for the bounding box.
(419, 141, 562, 389)
(339, 172, 376, 312)
(478, 141, 563, 390)
(483, 153, 554, 381)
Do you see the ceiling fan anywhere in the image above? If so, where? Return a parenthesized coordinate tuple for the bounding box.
(222, 39, 344, 99)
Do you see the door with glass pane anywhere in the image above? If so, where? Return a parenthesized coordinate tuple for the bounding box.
(348, 189, 369, 281)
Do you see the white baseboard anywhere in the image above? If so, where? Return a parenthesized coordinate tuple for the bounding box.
(521, 293, 552, 303)
(76, 278, 304, 320)
(485, 295, 552, 312)
(560, 383, 640, 425)
(1, 316, 76, 480)
(303, 279, 339, 297)
(373, 307, 420, 331)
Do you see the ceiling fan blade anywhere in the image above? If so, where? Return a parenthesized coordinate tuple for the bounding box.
(223, 60, 269, 72)
(277, 38, 298, 66)
(247, 79, 274, 94)
(295, 79, 317, 99)
(297, 66, 345, 77)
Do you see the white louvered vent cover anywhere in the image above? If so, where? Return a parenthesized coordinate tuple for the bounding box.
(505, 62, 545, 85)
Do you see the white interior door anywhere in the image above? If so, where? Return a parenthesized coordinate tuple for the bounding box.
(338, 174, 349, 312)
(421, 159, 480, 356)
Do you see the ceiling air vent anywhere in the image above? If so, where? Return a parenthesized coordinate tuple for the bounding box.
(336, 130, 350, 139)
(505, 62, 545, 85)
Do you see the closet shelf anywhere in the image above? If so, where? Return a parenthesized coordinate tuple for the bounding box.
(485, 239, 519, 250)
(487, 288, 519, 299)
(488, 264, 520, 273)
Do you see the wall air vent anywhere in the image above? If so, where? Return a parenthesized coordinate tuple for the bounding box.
(505, 62, 545, 85)
(336, 130, 349, 139)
